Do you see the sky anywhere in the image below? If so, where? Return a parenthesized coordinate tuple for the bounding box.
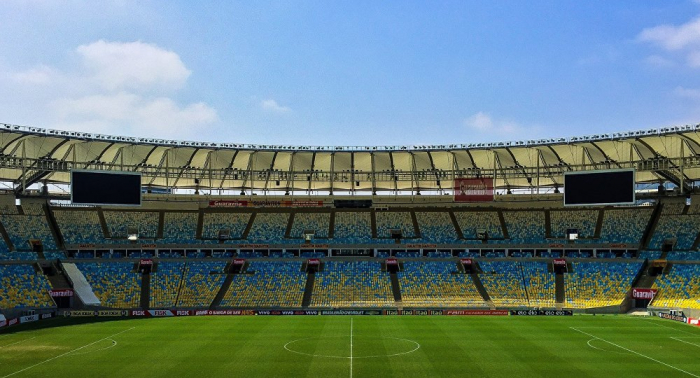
(1, 1, 700, 146)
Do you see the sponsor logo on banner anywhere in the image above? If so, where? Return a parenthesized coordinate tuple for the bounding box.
(307, 259, 320, 265)
(8, 318, 18, 326)
(321, 310, 368, 316)
(98, 310, 125, 317)
(41, 313, 54, 319)
(386, 258, 398, 265)
(140, 259, 153, 265)
(70, 310, 96, 317)
(445, 310, 509, 316)
(131, 310, 147, 316)
(688, 318, 699, 326)
(175, 311, 192, 316)
(659, 312, 687, 323)
(237, 244, 269, 249)
(19, 315, 39, 323)
(300, 244, 329, 248)
(233, 259, 246, 265)
(631, 288, 657, 300)
(78, 244, 96, 248)
(148, 310, 174, 317)
(510, 310, 573, 316)
(460, 259, 473, 265)
(454, 178, 494, 202)
(209, 200, 323, 208)
(553, 259, 567, 265)
(49, 289, 74, 297)
(405, 244, 437, 248)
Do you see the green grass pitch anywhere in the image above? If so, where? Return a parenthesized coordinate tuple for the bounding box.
(1, 315, 700, 377)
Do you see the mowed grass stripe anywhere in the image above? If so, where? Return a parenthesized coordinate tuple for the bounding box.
(0, 316, 699, 377)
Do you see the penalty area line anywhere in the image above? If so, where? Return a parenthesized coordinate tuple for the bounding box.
(672, 337, 700, 349)
(570, 327, 700, 378)
(1, 327, 135, 378)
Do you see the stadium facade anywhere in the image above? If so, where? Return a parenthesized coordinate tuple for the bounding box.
(1, 122, 700, 328)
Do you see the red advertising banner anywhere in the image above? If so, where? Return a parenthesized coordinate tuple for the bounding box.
(553, 259, 567, 265)
(460, 259, 473, 265)
(386, 258, 399, 265)
(140, 259, 153, 265)
(49, 289, 74, 297)
(445, 310, 509, 316)
(307, 259, 320, 265)
(233, 259, 246, 265)
(209, 200, 324, 208)
(631, 288, 657, 300)
(405, 244, 437, 248)
(454, 178, 494, 202)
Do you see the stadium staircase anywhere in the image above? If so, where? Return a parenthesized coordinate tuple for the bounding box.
(97, 209, 110, 238)
(43, 204, 63, 252)
(497, 210, 509, 240)
(328, 211, 336, 239)
(210, 273, 235, 309)
(471, 273, 495, 310)
(621, 259, 657, 312)
(0, 222, 14, 251)
(410, 211, 421, 239)
(241, 213, 256, 239)
(389, 272, 402, 305)
(301, 271, 315, 307)
(555, 273, 565, 310)
(640, 204, 663, 250)
(448, 211, 465, 239)
(141, 273, 151, 309)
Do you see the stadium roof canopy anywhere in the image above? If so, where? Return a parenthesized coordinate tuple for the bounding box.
(1, 122, 700, 194)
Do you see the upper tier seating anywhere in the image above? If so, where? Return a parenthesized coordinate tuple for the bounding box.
(503, 211, 545, 244)
(54, 209, 104, 244)
(376, 212, 415, 239)
(247, 213, 289, 243)
(415, 212, 457, 243)
(162, 212, 198, 244)
(104, 211, 159, 239)
(649, 215, 700, 251)
(201, 212, 250, 240)
(290, 212, 330, 238)
(333, 212, 372, 244)
(454, 211, 503, 239)
(599, 208, 652, 245)
(549, 209, 598, 240)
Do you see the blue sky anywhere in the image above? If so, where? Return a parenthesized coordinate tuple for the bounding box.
(1, 1, 700, 146)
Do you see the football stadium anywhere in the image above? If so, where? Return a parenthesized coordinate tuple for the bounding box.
(1, 122, 700, 377)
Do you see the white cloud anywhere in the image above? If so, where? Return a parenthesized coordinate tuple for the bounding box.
(674, 86, 700, 100)
(76, 40, 191, 92)
(260, 99, 291, 113)
(10, 65, 57, 85)
(638, 17, 700, 51)
(0, 40, 217, 139)
(51, 92, 217, 139)
(463, 112, 535, 138)
(638, 16, 700, 68)
(644, 55, 676, 68)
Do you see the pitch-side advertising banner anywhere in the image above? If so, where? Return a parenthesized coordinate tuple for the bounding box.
(454, 178, 494, 202)
(631, 288, 657, 300)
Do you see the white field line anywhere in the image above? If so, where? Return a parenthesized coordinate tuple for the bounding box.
(672, 337, 700, 349)
(570, 327, 700, 378)
(1, 327, 135, 378)
(0, 337, 36, 348)
(350, 318, 353, 378)
(643, 318, 700, 336)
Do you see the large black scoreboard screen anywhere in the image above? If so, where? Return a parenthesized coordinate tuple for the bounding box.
(564, 169, 635, 206)
(71, 170, 142, 206)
